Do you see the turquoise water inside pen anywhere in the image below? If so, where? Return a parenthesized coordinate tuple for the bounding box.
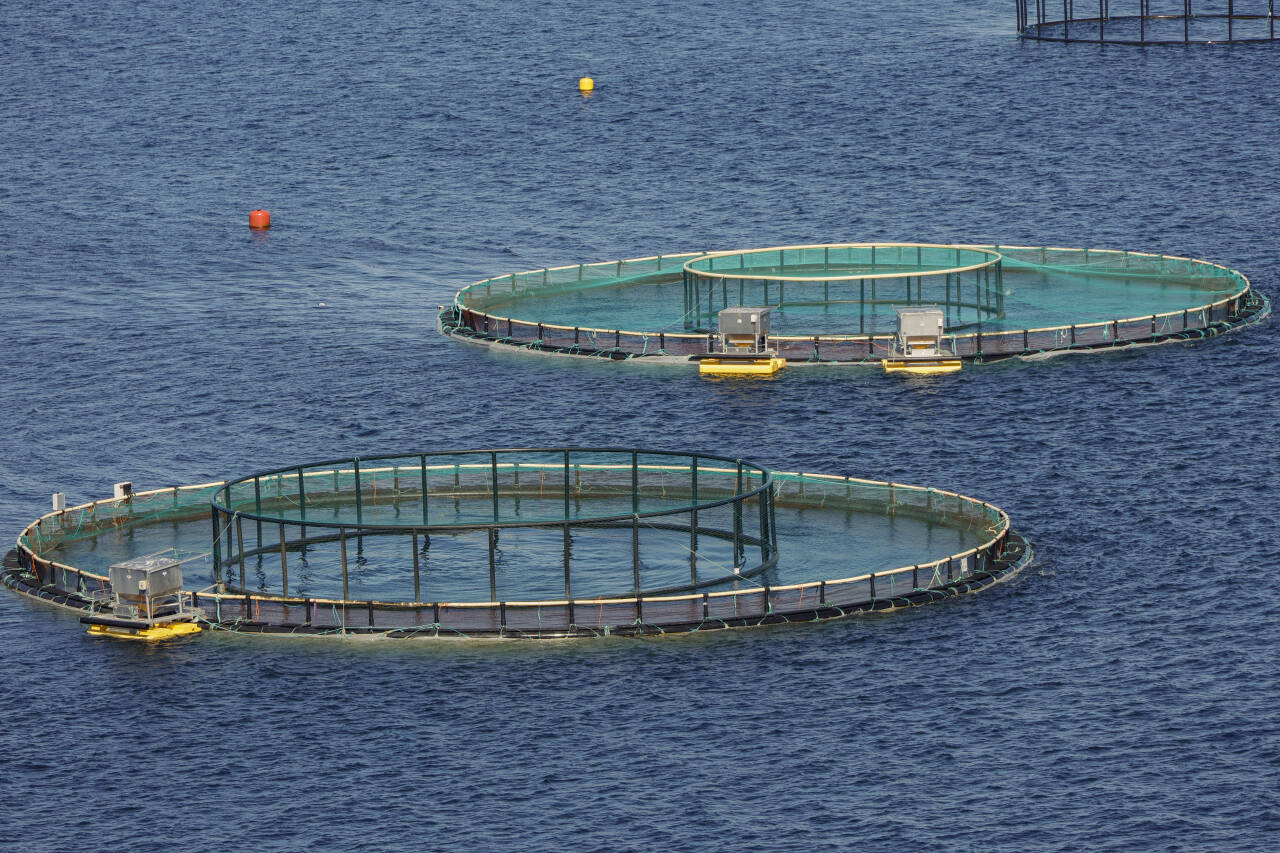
(2, 1, 1279, 851)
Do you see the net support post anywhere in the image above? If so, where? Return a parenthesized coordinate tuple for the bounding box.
(488, 527, 497, 602)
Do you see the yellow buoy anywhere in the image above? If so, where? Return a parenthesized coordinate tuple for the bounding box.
(881, 358, 962, 375)
(578, 76, 594, 93)
(86, 621, 203, 641)
(698, 357, 785, 377)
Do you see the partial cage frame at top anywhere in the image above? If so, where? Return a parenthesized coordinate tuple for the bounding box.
(1016, 0, 1278, 44)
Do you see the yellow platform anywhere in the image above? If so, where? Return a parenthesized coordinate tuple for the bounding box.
(699, 357, 786, 377)
(882, 358, 962, 375)
(86, 620, 203, 642)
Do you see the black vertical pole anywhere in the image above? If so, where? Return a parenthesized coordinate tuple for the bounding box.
(859, 279, 865, 334)
(563, 450, 571, 520)
(488, 527, 497, 601)
(412, 527, 422, 601)
(353, 459, 365, 527)
(733, 462, 743, 567)
(758, 490, 769, 564)
(769, 485, 778, 553)
(632, 450, 639, 515)
(563, 523, 572, 600)
(683, 269, 690, 328)
(236, 514, 246, 590)
(420, 454, 429, 525)
(491, 451, 499, 523)
(694, 272, 701, 329)
(279, 522, 288, 596)
(340, 528, 349, 600)
(253, 475, 263, 549)
(690, 456, 699, 559)
(210, 507, 222, 585)
(632, 514, 641, 599)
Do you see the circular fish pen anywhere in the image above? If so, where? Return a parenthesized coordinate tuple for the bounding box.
(439, 243, 1268, 366)
(1015, 1, 1279, 44)
(4, 448, 1031, 639)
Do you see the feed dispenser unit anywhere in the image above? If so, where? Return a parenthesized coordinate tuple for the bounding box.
(882, 306, 961, 375)
(80, 555, 202, 641)
(695, 307, 785, 376)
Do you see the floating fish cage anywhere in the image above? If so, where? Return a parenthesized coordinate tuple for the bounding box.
(1016, 0, 1278, 44)
(4, 448, 1031, 639)
(439, 243, 1268, 366)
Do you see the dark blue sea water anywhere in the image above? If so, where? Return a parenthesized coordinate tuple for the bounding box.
(2, 1, 1278, 850)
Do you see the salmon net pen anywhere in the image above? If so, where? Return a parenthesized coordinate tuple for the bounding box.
(439, 243, 1268, 366)
(6, 448, 1031, 639)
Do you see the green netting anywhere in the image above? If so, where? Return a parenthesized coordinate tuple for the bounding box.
(462, 253, 696, 315)
(18, 484, 219, 556)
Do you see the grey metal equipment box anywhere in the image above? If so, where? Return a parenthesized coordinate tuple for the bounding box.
(718, 306, 771, 338)
(109, 556, 184, 601)
(895, 306, 945, 340)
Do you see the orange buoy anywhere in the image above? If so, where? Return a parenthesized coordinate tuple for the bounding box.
(249, 209, 271, 229)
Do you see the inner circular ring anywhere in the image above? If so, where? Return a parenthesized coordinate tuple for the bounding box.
(211, 448, 772, 530)
(683, 242, 1003, 283)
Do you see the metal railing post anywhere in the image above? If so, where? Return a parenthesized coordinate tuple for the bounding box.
(353, 459, 363, 526)
(632, 514, 641, 598)
(413, 532, 421, 602)
(488, 527, 497, 601)
(340, 528, 349, 600)
(420, 454, 429, 525)
(563, 523, 572, 600)
(491, 452, 500, 523)
(236, 515, 246, 589)
(279, 522, 288, 596)
(210, 507, 222, 584)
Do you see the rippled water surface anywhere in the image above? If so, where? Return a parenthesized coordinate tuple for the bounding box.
(2, 1, 1278, 850)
